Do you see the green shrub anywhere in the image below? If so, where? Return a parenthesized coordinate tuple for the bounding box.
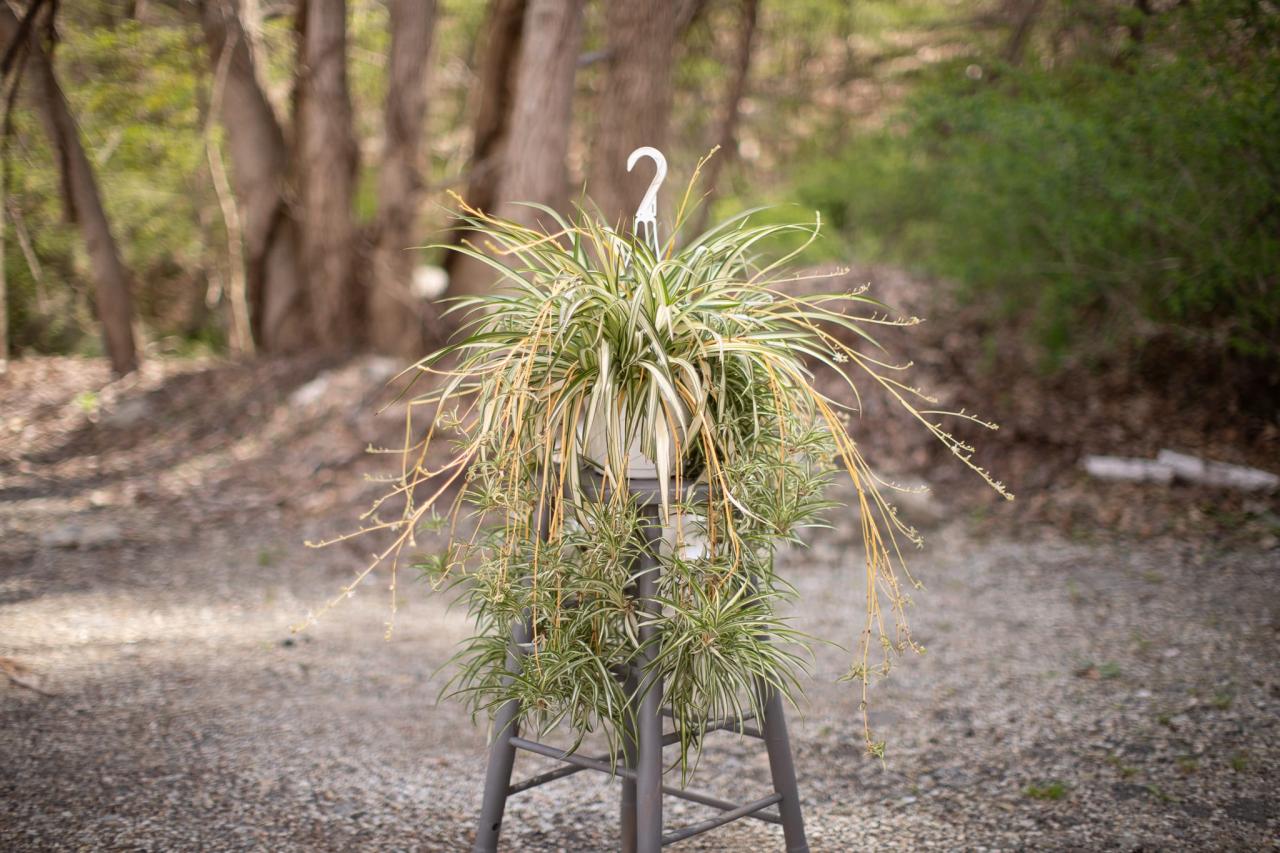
(799, 2, 1280, 372)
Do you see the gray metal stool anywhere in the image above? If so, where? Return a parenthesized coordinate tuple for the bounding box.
(471, 473, 809, 852)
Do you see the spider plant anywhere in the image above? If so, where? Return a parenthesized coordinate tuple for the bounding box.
(307, 176, 1010, 766)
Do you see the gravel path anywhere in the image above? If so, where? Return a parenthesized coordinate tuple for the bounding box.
(2, 357, 1277, 851)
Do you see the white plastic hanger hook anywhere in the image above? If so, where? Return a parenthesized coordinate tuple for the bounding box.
(626, 146, 667, 255)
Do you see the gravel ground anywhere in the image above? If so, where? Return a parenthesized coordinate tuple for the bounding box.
(2, 357, 1277, 851)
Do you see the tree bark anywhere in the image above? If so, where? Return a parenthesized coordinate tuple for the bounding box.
(444, 0, 525, 297)
(369, 0, 437, 356)
(0, 3, 138, 375)
(465, 0, 527, 215)
(586, 0, 679, 230)
(1002, 0, 1047, 66)
(0, 156, 6, 373)
(199, 0, 311, 352)
(675, 0, 710, 36)
(492, 0, 584, 229)
(295, 0, 358, 345)
(203, 12, 253, 355)
(689, 0, 758, 236)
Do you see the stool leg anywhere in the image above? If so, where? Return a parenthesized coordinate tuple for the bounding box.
(472, 617, 530, 852)
(474, 502, 549, 852)
(620, 668, 639, 853)
(758, 683, 809, 853)
(634, 503, 664, 853)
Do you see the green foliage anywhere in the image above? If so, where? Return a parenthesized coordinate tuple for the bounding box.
(796, 2, 1280, 371)
(1024, 780, 1069, 801)
(6, 11, 210, 354)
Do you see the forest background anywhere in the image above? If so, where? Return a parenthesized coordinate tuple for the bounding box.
(2, 0, 1275, 414)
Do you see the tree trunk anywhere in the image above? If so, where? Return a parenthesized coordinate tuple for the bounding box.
(688, 0, 758, 236)
(586, 0, 679, 231)
(1, 4, 138, 375)
(492, 0, 584, 229)
(465, 0, 527, 214)
(444, 0, 525, 297)
(1002, 0, 1047, 66)
(199, 0, 311, 352)
(295, 0, 358, 345)
(0, 165, 6, 373)
(369, 0, 437, 357)
(675, 0, 710, 34)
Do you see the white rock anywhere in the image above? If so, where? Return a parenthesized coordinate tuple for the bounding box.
(101, 397, 152, 429)
(411, 265, 449, 300)
(290, 373, 333, 408)
(360, 356, 400, 385)
(1156, 449, 1279, 492)
(1081, 456, 1175, 484)
(40, 520, 123, 549)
